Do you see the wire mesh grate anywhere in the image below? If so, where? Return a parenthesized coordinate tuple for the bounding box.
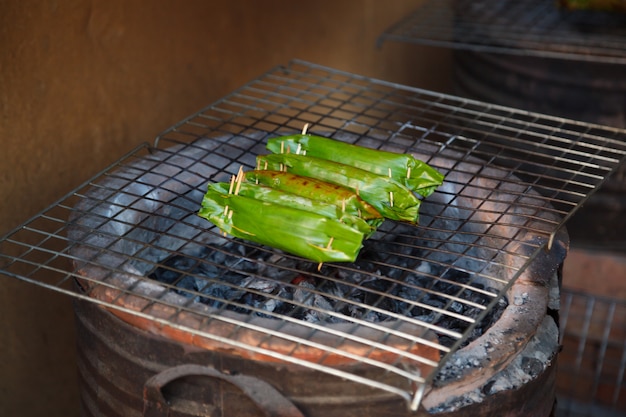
(556, 288, 626, 417)
(1, 60, 626, 410)
(378, 0, 626, 64)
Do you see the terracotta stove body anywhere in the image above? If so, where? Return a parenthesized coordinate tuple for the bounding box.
(72, 293, 560, 417)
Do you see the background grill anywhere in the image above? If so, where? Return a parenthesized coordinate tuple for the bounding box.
(557, 290, 626, 416)
(376, 0, 626, 172)
(377, 0, 626, 64)
(1, 60, 625, 412)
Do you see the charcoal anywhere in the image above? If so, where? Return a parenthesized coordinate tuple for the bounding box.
(292, 281, 333, 322)
(362, 310, 383, 323)
(449, 301, 465, 314)
(175, 276, 199, 294)
(149, 254, 197, 284)
(240, 276, 278, 293)
(148, 237, 508, 347)
(199, 281, 246, 308)
(148, 254, 202, 298)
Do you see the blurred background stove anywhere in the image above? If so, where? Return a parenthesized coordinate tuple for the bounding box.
(378, 0, 626, 249)
(378, 1, 626, 415)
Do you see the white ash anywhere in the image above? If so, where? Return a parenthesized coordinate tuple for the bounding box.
(426, 315, 559, 413)
(513, 292, 529, 306)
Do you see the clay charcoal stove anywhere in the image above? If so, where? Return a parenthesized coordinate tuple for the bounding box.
(2, 60, 626, 416)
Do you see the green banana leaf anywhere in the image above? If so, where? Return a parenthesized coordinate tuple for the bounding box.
(244, 170, 382, 222)
(266, 134, 444, 197)
(210, 181, 378, 236)
(256, 153, 421, 223)
(198, 185, 365, 263)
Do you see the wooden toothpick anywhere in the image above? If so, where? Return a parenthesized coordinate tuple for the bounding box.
(228, 175, 236, 195)
(234, 166, 244, 195)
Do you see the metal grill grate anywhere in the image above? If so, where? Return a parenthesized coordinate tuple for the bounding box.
(556, 288, 626, 416)
(2, 60, 626, 410)
(377, 0, 626, 64)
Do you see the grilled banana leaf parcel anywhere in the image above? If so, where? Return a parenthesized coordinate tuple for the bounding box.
(243, 170, 383, 223)
(256, 153, 421, 223)
(198, 183, 365, 263)
(266, 134, 444, 197)
(210, 181, 378, 236)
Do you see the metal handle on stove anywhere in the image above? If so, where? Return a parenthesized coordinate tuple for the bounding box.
(143, 363, 305, 417)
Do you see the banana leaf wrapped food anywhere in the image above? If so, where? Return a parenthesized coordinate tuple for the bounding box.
(198, 182, 365, 263)
(256, 153, 422, 223)
(198, 130, 444, 263)
(211, 180, 378, 236)
(266, 133, 444, 197)
(243, 170, 383, 225)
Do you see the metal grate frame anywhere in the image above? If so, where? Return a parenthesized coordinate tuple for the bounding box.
(557, 288, 626, 416)
(2, 60, 626, 410)
(378, 0, 626, 64)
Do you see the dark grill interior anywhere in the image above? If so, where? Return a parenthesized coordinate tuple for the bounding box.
(147, 230, 509, 348)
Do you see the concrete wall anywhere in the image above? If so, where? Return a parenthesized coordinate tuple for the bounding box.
(0, 1, 451, 415)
